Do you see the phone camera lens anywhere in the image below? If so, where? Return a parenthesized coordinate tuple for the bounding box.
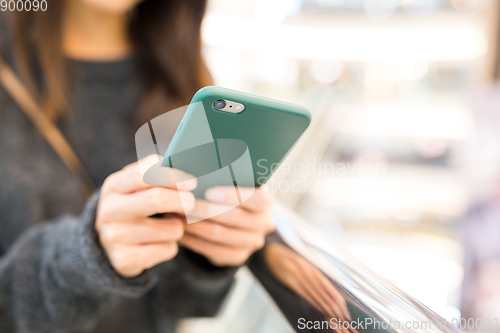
(214, 99, 226, 110)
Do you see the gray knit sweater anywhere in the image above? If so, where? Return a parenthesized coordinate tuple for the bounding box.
(0, 55, 238, 333)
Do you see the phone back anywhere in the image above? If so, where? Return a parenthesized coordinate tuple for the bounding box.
(163, 86, 311, 197)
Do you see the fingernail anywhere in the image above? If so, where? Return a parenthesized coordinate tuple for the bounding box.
(178, 172, 195, 182)
(176, 174, 197, 191)
(205, 188, 226, 202)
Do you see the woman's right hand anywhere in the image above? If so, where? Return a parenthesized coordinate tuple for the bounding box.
(96, 157, 197, 278)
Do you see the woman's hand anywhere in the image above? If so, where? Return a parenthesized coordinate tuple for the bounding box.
(180, 187, 275, 267)
(96, 157, 197, 278)
(180, 187, 274, 266)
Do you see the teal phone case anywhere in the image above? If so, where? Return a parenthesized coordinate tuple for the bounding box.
(162, 86, 311, 198)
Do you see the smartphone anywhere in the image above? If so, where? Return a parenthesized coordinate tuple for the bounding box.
(162, 86, 311, 198)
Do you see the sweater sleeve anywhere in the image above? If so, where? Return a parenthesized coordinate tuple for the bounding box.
(151, 247, 238, 321)
(0, 192, 159, 333)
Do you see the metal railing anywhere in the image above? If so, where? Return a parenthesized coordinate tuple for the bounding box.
(179, 202, 459, 333)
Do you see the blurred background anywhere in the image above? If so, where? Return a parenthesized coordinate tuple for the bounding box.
(201, 0, 500, 328)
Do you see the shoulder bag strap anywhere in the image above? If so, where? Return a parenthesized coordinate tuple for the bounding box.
(0, 58, 96, 198)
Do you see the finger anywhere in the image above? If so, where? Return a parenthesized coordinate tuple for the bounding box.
(123, 154, 161, 171)
(105, 161, 196, 195)
(184, 221, 265, 249)
(179, 234, 250, 267)
(99, 218, 184, 245)
(124, 155, 196, 183)
(109, 242, 178, 278)
(205, 186, 274, 212)
(100, 187, 195, 220)
(102, 169, 154, 196)
(139, 155, 198, 190)
(188, 200, 275, 232)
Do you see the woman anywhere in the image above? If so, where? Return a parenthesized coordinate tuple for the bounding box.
(0, 0, 274, 332)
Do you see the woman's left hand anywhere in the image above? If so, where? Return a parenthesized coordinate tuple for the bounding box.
(179, 187, 275, 267)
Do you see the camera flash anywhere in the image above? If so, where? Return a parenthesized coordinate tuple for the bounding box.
(235, 105, 243, 112)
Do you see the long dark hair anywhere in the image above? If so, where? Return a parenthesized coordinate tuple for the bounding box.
(8, 0, 211, 123)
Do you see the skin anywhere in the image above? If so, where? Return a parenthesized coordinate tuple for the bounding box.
(66, 1, 275, 277)
(63, 0, 137, 60)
